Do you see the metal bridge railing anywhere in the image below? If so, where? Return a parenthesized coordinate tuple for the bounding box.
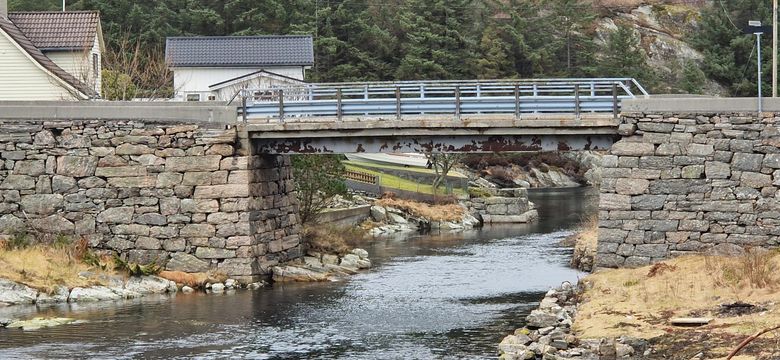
(231, 78, 649, 122)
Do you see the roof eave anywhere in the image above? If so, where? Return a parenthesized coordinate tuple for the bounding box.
(171, 63, 314, 68)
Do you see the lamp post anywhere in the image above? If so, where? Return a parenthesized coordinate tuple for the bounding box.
(773, 0, 777, 97)
(749, 21, 766, 112)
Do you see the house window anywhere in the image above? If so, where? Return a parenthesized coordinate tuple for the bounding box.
(186, 94, 201, 102)
(92, 53, 99, 80)
(208, 95, 216, 101)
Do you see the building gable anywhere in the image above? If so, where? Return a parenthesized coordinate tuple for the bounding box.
(0, 15, 95, 99)
(0, 25, 84, 100)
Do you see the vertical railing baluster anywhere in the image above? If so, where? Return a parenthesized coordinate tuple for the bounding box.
(612, 83, 619, 119)
(278, 89, 285, 121)
(364, 85, 369, 116)
(455, 85, 461, 120)
(574, 84, 580, 119)
(336, 88, 343, 121)
(241, 91, 247, 123)
(514, 84, 520, 119)
(420, 85, 425, 115)
(533, 83, 539, 114)
(395, 86, 401, 120)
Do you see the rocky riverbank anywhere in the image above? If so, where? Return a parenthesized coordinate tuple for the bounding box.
(367, 203, 480, 236)
(0, 275, 177, 308)
(499, 282, 649, 360)
(272, 248, 372, 282)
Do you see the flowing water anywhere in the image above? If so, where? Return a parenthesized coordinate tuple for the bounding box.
(0, 187, 598, 360)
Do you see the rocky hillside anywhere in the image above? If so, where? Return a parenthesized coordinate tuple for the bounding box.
(595, 0, 723, 94)
(462, 152, 603, 189)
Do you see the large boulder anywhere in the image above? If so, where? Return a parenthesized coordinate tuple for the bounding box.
(125, 276, 177, 294)
(272, 266, 329, 282)
(370, 206, 387, 222)
(526, 309, 559, 328)
(0, 279, 38, 305)
(68, 286, 122, 302)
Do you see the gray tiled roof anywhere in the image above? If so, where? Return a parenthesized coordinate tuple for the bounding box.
(165, 35, 314, 67)
(8, 11, 100, 50)
(0, 16, 95, 98)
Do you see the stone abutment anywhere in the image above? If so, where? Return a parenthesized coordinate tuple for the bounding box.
(597, 99, 780, 267)
(0, 112, 300, 283)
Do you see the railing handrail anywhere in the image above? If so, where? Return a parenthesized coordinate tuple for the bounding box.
(227, 78, 649, 106)
(233, 78, 649, 121)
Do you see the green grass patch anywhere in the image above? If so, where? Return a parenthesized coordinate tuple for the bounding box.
(343, 160, 467, 179)
(344, 164, 466, 196)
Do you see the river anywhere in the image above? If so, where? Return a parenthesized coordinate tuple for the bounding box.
(0, 187, 597, 359)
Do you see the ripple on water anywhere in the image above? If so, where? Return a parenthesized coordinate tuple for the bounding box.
(0, 189, 593, 359)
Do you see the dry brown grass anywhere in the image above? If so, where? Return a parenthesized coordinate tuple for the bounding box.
(0, 241, 115, 293)
(568, 215, 598, 271)
(575, 251, 780, 356)
(302, 225, 366, 256)
(158, 271, 227, 288)
(375, 198, 465, 222)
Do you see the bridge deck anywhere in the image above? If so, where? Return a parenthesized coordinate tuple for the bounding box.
(246, 114, 620, 139)
(246, 114, 620, 154)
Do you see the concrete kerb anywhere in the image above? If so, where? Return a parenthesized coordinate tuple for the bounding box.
(622, 97, 780, 113)
(0, 101, 239, 124)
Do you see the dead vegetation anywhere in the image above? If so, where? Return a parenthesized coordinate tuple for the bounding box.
(567, 215, 598, 271)
(574, 250, 780, 359)
(0, 235, 114, 293)
(375, 198, 465, 222)
(158, 271, 227, 288)
(302, 224, 366, 256)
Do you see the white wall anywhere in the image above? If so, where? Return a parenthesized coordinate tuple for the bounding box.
(172, 66, 305, 100)
(45, 35, 101, 96)
(0, 29, 81, 100)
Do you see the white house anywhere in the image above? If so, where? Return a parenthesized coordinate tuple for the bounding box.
(165, 35, 314, 101)
(0, 2, 102, 100)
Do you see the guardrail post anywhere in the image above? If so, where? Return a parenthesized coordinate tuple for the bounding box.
(514, 84, 520, 119)
(336, 88, 343, 121)
(278, 89, 285, 122)
(612, 83, 619, 119)
(455, 85, 461, 120)
(574, 84, 580, 119)
(395, 86, 401, 119)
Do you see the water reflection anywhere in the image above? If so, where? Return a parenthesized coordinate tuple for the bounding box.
(0, 187, 597, 359)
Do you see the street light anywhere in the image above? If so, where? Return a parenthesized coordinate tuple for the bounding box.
(747, 21, 770, 112)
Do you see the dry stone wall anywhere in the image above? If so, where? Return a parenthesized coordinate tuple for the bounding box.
(596, 112, 780, 268)
(0, 119, 301, 282)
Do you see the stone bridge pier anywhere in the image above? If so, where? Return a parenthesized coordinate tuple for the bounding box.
(596, 98, 780, 267)
(0, 102, 301, 283)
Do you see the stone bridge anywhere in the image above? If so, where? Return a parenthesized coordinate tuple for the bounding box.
(0, 96, 777, 281)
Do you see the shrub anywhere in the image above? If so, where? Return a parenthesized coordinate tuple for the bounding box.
(113, 255, 163, 277)
(303, 225, 365, 255)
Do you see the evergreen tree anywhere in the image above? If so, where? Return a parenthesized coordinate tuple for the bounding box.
(596, 23, 656, 89)
(538, 0, 597, 77)
(680, 61, 707, 94)
(691, 0, 772, 96)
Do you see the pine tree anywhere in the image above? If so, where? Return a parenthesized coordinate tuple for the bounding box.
(596, 23, 656, 89)
(539, 0, 597, 77)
